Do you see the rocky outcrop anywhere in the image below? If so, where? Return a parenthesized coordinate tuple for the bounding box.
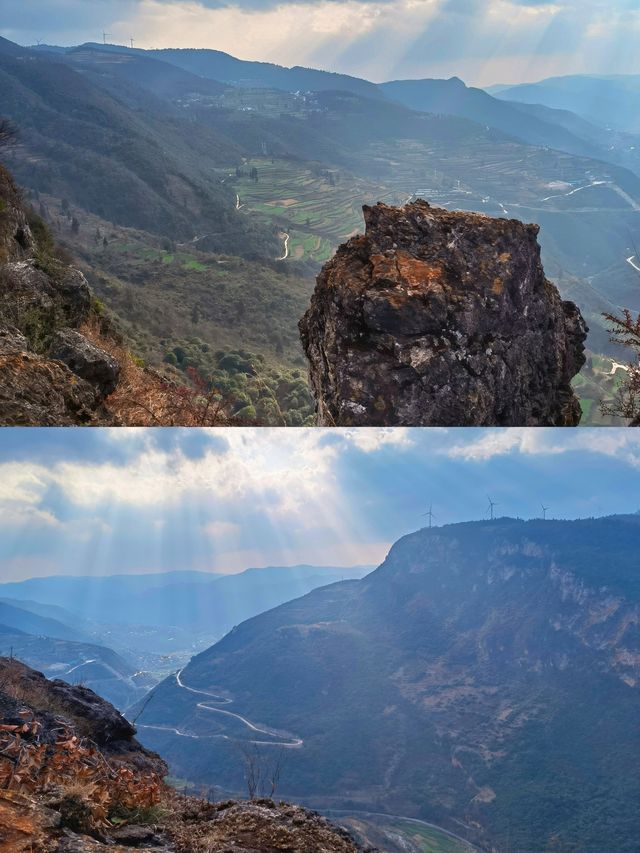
(0, 658, 370, 853)
(0, 164, 121, 425)
(49, 329, 120, 399)
(0, 350, 100, 426)
(300, 200, 587, 426)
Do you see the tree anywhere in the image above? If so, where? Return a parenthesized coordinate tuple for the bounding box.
(237, 743, 286, 800)
(71, 217, 80, 234)
(599, 310, 640, 425)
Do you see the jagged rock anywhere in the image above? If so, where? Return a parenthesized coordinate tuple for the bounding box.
(49, 328, 120, 398)
(168, 798, 373, 852)
(0, 261, 91, 332)
(0, 351, 100, 425)
(0, 325, 29, 354)
(109, 825, 167, 847)
(300, 200, 587, 426)
(0, 163, 121, 424)
(0, 166, 35, 263)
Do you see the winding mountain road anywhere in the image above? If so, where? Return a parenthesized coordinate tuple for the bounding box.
(138, 669, 303, 749)
(276, 232, 290, 261)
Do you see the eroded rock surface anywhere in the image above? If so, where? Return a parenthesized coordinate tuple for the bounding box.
(300, 200, 587, 426)
(50, 329, 120, 399)
(0, 165, 120, 425)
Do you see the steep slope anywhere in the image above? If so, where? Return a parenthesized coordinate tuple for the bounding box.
(0, 601, 89, 643)
(0, 657, 371, 853)
(137, 516, 640, 852)
(0, 39, 278, 257)
(381, 77, 600, 157)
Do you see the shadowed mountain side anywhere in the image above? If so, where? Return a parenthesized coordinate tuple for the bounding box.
(136, 516, 640, 853)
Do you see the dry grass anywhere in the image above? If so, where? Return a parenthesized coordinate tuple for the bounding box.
(79, 316, 235, 426)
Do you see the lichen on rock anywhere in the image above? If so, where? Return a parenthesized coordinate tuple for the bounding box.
(300, 200, 588, 426)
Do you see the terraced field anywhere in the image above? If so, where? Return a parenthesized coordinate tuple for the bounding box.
(234, 158, 404, 263)
(330, 811, 475, 853)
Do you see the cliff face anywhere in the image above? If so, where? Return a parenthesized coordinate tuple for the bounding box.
(300, 200, 587, 426)
(0, 166, 121, 425)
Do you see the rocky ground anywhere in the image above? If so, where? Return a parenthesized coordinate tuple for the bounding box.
(300, 199, 588, 426)
(0, 658, 373, 853)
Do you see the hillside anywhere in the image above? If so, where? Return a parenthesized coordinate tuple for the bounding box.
(4, 38, 640, 421)
(67, 42, 385, 100)
(0, 161, 256, 425)
(0, 657, 368, 853)
(0, 38, 279, 258)
(136, 516, 640, 852)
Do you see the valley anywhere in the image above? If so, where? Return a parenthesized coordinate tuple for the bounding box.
(133, 516, 640, 852)
(2, 37, 640, 425)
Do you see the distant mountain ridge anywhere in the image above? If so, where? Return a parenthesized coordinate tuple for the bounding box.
(0, 565, 372, 629)
(490, 74, 640, 135)
(137, 515, 640, 852)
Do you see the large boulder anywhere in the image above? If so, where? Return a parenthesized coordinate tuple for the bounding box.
(49, 328, 120, 399)
(300, 200, 587, 426)
(0, 351, 100, 425)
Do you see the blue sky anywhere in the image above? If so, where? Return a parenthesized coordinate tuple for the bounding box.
(1, 427, 639, 581)
(3, 0, 640, 86)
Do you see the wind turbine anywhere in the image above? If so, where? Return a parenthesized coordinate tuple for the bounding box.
(487, 496, 498, 520)
(541, 504, 549, 521)
(421, 504, 436, 529)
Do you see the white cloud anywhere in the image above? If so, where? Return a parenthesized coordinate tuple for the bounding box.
(344, 427, 417, 453)
(446, 428, 640, 466)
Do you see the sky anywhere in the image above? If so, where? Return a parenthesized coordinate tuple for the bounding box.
(1, 426, 639, 582)
(2, 0, 640, 86)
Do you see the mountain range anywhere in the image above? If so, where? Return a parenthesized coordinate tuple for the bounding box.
(135, 516, 640, 852)
(489, 74, 640, 135)
(2, 36, 640, 422)
(0, 564, 370, 709)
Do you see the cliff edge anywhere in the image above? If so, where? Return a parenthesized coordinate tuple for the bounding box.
(0, 657, 372, 853)
(300, 200, 587, 426)
(0, 165, 120, 425)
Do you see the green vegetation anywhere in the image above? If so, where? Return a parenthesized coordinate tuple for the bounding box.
(232, 157, 399, 264)
(163, 343, 314, 425)
(392, 819, 468, 853)
(36, 193, 316, 424)
(572, 350, 630, 425)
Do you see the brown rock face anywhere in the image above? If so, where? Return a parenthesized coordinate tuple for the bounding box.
(0, 164, 120, 425)
(300, 200, 587, 426)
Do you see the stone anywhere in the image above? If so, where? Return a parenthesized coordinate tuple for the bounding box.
(0, 352, 100, 425)
(49, 328, 120, 399)
(0, 325, 29, 354)
(300, 200, 587, 426)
